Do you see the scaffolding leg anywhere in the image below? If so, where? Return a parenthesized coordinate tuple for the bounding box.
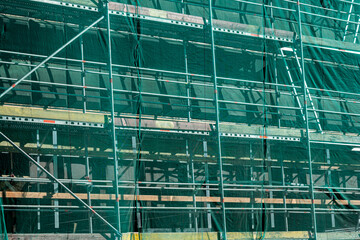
(186, 160, 193, 230)
(326, 148, 335, 228)
(274, 54, 281, 128)
(80, 26, 87, 114)
(280, 151, 289, 232)
(132, 136, 141, 231)
(52, 128, 59, 230)
(208, 0, 227, 238)
(267, 144, 275, 229)
(84, 132, 93, 233)
(187, 139, 198, 232)
(204, 161, 212, 231)
(297, 1, 317, 239)
(103, 0, 122, 237)
(36, 130, 41, 231)
(184, 40, 191, 122)
(249, 143, 255, 230)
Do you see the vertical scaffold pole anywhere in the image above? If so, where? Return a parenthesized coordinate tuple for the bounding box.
(80, 26, 87, 114)
(297, 1, 317, 239)
(36, 130, 41, 231)
(84, 132, 93, 233)
(186, 139, 198, 231)
(53, 128, 59, 230)
(184, 40, 191, 122)
(104, 1, 122, 238)
(208, 0, 227, 239)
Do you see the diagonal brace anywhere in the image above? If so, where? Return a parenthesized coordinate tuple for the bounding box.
(0, 16, 104, 100)
(0, 131, 121, 237)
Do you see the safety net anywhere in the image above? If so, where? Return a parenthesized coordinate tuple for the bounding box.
(0, 0, 360, 239)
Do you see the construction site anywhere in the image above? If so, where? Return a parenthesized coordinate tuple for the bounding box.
(1, 0, 360, 239)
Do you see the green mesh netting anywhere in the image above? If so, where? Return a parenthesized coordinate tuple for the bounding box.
(0, 0, 360, 239)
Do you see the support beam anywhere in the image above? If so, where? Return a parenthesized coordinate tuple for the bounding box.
(103, 0, 122, 237)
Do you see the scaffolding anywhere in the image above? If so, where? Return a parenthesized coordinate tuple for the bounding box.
(1, 0, 360, 239)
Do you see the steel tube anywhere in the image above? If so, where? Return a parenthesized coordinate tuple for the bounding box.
(297, 1, 317, 238)
(104, 0, 122, 237)
(209, 0, 227, 238)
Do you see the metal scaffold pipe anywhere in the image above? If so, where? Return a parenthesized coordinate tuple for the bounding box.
(208, 0, 227, 239)
(296, 1, 318, 239)
(103, 0, 122, 238)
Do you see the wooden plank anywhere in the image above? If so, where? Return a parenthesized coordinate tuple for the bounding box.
(114, 117, 211, 131)
(9, 231, 360, 240)
(122, 232, 218, 240)
(195, 196, 220, 203)
(0, 105, 104, 124)
(2, 105, 360, 148)
(2, 191, 358, 206)
(122, 231, 310, 240)
(161, 195, 193, 202)
(224, 197, 250, 203)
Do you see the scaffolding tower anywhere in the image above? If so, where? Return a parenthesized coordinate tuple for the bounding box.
(1, 0, 360, 239)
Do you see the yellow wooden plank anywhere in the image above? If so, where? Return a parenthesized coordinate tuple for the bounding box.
(0, 105, 104, 123)
(224, 197, 250, 203)
(263, 231, 309, 239)
(196, 196, 220, 202)
(122, 232, 310, 240)
(139, 232, 217, 240)
(2, 191, 358, 207)
(161, 195, 193, 202)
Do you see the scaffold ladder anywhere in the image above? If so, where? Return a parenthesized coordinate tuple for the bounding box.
(353, 17, 360, 43)
(343, 0, 355, 42)
(280, 47, 323, 132)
